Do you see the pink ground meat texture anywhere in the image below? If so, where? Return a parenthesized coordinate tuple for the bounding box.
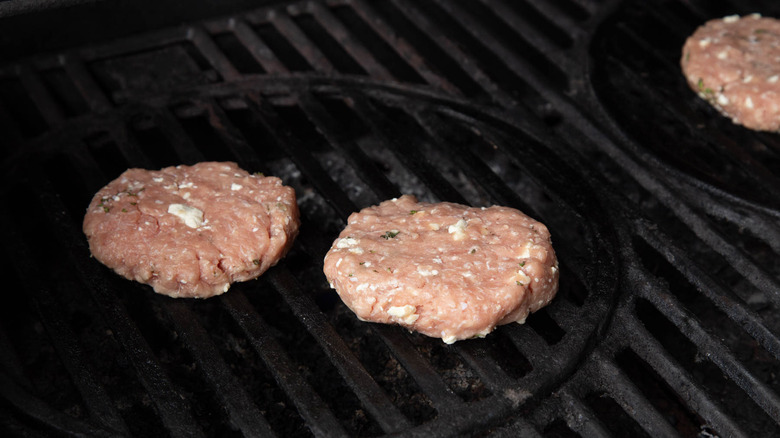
(323, 195, 559, 344)
(83, 162, 300, 298)
(681, 14, 780, 131)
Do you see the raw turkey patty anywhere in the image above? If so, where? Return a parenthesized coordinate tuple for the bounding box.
(83, 162, 299, 298)
(681, 14, 780, 131)
(323, 195, 559, 344)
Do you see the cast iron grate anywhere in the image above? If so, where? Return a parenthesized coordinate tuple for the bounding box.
(1, 0, 779, 436)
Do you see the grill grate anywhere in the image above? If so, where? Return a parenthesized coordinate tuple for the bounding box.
(1, 0, 780, 436)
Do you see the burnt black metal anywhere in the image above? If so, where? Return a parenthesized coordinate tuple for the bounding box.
(1, 0, 779, 436)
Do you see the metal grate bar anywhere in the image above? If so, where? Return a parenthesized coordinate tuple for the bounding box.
(391, 0, 515, 108)
(230, 19, 289, 74)
(383, 396, 516, 437)
(199, 98, 265, 170)
(296, 93, 401, 200)
(634, 267, 780, 424)
(75, 27, 189, 67)
(522, 0, 588, 33)
(30, 169, 205, 438)
(0, 372, 116, 438)
(544, 300, 583, 334)
(3, 216, 129, 435)
(348, 0, 460, 94)
(163, 301, 276, 437)
(270, 11, 336, 73)
(266, 268, 411, 433)
(452, 342, 516, 393)
(59, 54, 112, 112)
(620, 308, 750, 438)
(16, 64, 65, 127)
(635, 219, 780, 358)
(346, 94, 468, 204)
(245, 94, 359, 218)
(503, 323, 552, 364)
(152, 108, 209, 164)
(557, 387, 612, 438)
(660, 169, 780, 254)
(373, 325, 463, 413)
(489, 416, 544, 438)
(221, 291, 348, 438)
(409, 109, 538, 211)
(187, 26, 242, 82)
(433, 0, 568, 94)
(308, 2, 393, 81)
(106, 121, 156, 169)
(479, 0, 577, 72)
(592, 351, 681, 437)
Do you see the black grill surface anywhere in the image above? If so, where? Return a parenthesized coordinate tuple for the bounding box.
(1, 0, 779, 436)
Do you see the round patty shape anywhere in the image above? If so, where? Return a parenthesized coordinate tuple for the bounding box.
(681, 14, 780, 131)
(83, 162, 300, 298)
(323, 195, 559, 344)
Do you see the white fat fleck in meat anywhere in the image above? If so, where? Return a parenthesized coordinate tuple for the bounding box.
(167, 203, 204, 228)
(518, 242, 531, 259)
(336, 237, 358, 248)
(717, 94, 730, 106)
(769, 75, 779, 83)
(743, 75, 754, 83)
(179, 182, 194, 189)
(356, 284, 369, 292)
(698, 38, 712, 48)
(153, 177, 164, 182)
(231, 183, 243, 191)
(417, 266, 439, 276)
(716, 50, 728, 60)
(516, 270, 531, 285)
(723, 15, 740, 23)
(348, 247, 364, 254)
(746, 97, 754, 109)
(182, 192, 191, 200)
(387, 305, 419, 324)
(448, 219, 468, 240)
(442, 334, 457, 344)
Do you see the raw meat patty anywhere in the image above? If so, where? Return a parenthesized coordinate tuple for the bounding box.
(323, 195, 559, 344)
(83, 162, 299, 298)
(681, 14, 780, 131)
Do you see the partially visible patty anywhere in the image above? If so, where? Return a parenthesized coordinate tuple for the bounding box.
(323, 195, 559, 344)
(83, 162, 299, 298)
(681, 14, 780, 131)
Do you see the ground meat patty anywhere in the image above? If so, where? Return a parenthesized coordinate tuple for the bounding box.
(83, 162, 299, 298)
(323, 195, 559, 344)
(681, 14, 780, 131)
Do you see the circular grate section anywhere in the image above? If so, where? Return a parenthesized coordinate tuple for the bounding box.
(590, 0, 780, 209)
(0, 77, 619, 436)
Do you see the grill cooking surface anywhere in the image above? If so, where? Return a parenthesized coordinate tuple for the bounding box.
(1, 0, 780, 436)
